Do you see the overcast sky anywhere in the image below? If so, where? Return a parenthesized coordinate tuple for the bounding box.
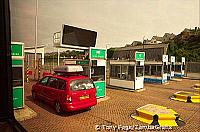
(10, 0, 199, 52)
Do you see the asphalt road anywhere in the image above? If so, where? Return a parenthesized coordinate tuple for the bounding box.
(19, 79, 200, 132)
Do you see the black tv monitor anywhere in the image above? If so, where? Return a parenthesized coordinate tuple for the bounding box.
(61, 25, 97, 47)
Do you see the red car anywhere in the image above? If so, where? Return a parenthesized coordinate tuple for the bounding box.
(32, 65, 97, 114)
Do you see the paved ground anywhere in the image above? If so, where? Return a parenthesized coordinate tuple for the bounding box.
(18, 79, 200, 132)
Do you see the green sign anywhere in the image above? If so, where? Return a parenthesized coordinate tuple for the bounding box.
(12, 60, 23, 65)
(76, 60, 89, 65)
(13, 87, 23, 109)
(135, 52, 145, 61)
(94, 81, 105, 98)
(11, 44, 23, 56)
(90, 49, 106, 59)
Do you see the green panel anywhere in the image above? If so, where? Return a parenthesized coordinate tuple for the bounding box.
(94, 81, 105, 98)
(13, 87, 23, 109)
(91, 49, 106, 59)
(12, 59, 23, 65)
(76, 60, 89, 65)
(11, 44, 23, 56)
(135, 52, 145, 61)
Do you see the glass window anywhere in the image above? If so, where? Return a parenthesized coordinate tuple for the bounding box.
(171, 62, 175, 71)
(157, 66, 162, 76)
(39, 76, 49, 85)
(182, 63, 185, 70)
(47, 77, 58, 89)
(136, 66, 144, 77)
(110, 65, 120, 78)
(57, 79, 66, 90)
(12, 67, 23, 87)
(70, 79, 94, 91)
(175, 65, 181, 72)
(128, 66, 135, 80)
(121, 65, 128, 80)
(144, 65, 150, 75)
(163, 62, 168, 73)
(91, 66, 105, 81)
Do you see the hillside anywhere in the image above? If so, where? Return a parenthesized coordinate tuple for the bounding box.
(167, 28, 200, 62)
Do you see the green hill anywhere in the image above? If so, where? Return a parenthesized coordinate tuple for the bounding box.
(167, 28, 200, 62)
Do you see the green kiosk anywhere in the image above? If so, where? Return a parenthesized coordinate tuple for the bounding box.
(89, 47, 106, 98)
(11, 42, 24, 109)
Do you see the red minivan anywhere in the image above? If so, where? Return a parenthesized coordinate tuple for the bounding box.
(32, 65, 97, 114)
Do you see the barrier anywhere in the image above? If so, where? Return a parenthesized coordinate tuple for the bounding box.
(170, 91, 200, 103)
(131, 104, 185, 126)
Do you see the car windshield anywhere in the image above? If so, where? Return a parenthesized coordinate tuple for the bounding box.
(70, 79, 95, 91)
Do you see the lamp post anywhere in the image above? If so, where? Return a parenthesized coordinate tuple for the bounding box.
(34, 0, 38, 80)
(143, 36, 145, 51)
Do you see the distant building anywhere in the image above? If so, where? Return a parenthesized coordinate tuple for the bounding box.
(112, 43, 169, 61)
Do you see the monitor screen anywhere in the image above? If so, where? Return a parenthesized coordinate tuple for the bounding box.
(62, 25, 97, 47)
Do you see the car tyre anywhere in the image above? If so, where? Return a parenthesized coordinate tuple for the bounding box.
(32, 91, 36, 100)
(55, 102, 62, 114)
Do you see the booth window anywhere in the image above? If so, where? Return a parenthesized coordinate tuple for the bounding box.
(121, 65, 128, 80)
(163, 62, 168, 73)
(128, 66, 134, 80)
(136, 66, 144, 77)
(144, 65, 150, 75)
(12, 67, 23, 87)
(175, 65, 181, 72)
(91, 66, 105, 81)
(111, 65, 120, 79)
(171, 62, 175, 71)
(182, 63, 185, 70)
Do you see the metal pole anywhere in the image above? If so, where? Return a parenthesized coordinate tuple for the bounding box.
(34, 0, 38, 80)
(143, 36, 145, 51)
(57, 48, 60, 66)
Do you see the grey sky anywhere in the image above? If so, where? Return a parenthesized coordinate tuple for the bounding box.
(10, 0, 199, 52)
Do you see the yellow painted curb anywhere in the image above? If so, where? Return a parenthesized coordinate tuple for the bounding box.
(170, 91, 200, 103)
(131, 104, 184, 126)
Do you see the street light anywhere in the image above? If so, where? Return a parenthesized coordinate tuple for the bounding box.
(143, 36, 145, 51)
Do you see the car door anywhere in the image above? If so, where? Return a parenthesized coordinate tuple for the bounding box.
(44, 77, 59, 105)
(35, 76, 50, 100)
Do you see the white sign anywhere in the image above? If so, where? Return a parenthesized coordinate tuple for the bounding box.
(182, 57, 185, 63)
(162, 55, 168, 62)
(171, 56, 175, 63)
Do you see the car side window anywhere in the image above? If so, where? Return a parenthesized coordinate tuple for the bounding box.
(57, 79, 66, 90)
(47, 77, 58, 89)
(39, 77, 49, 85)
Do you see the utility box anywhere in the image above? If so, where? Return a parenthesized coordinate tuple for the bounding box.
(11, 42, 24, 109)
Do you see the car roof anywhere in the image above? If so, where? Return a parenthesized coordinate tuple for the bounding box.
(48, 74, 90, 81)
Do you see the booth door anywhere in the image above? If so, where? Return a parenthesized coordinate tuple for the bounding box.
(135, 66, 144, 90)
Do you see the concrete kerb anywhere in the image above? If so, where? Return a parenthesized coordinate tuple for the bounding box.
(107, 85, 146, 93)
(170, 91, 200, 103)
(14, 105, 37, 121)
(97, 96, 110, 103)
(130, 104, 185, 127)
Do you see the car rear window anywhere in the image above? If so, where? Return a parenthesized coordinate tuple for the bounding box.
(70, 79, 95, 91)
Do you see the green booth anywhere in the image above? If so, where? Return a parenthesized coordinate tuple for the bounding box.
(89, 47, 107, 98)
(11, 42, 24, 109)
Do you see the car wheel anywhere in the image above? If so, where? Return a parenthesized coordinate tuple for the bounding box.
(32, 91, 36, 100)
(55, 102, 62, 114)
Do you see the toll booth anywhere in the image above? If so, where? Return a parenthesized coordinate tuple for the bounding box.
(144, 55, 168, 84)
(167, 56, 175, 80)
(89, 47, 106, 98)
(64, 47, 107, 98)
(175, 57, 185, 78)
(108, 51, 145, 90)
(11, 42, 24, 109)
